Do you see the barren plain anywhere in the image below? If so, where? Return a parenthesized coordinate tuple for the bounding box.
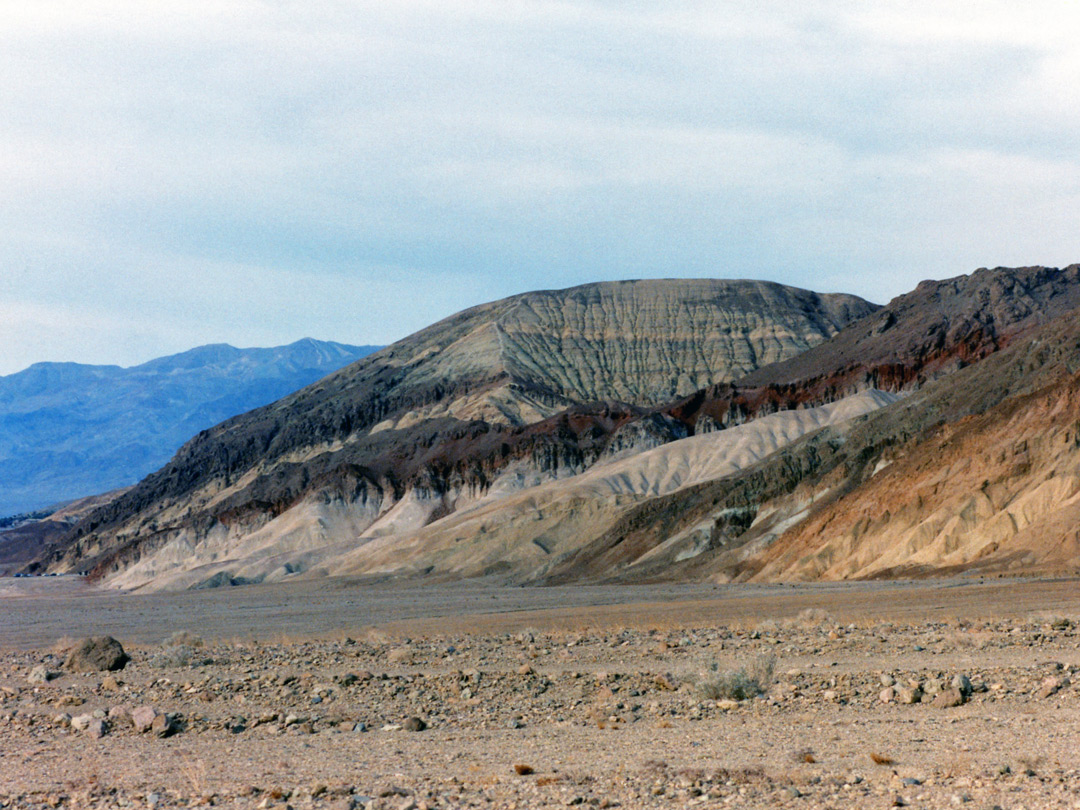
(3, 576, 1080, 809)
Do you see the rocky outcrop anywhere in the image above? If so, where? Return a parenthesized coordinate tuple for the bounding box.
(30, 266, 1080, 589)
(31, 279, 873, 585)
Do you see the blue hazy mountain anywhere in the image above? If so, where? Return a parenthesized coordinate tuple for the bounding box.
(0, 339, 379, 516)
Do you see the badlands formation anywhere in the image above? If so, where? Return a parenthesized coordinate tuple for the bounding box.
(26, 265, 1080, 592)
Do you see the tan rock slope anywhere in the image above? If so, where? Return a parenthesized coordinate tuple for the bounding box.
(747, 361, 1080, 581)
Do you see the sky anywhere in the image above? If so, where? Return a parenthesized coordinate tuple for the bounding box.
(2, 1, 1080, 375)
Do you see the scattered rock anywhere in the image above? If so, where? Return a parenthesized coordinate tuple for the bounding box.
(896, 685, 923, 704)
(70, 713, 93, 731)
(403, 716, 427, 732)
(151, 713, 176, 737)
(932, 688, 965, 708)
(86, 717, 108, 738)
(1036, 676, 1068, 699)
(28, 665, 60, 684)
(951, 674, 973, 696)
(63, 636, 129, 673)
(879, 687, 896, 703)
(108, 705, 132, 727)
(132, 706, 160, 733)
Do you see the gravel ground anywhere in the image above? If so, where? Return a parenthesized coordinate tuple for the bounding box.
(3, 578, 1080, 808)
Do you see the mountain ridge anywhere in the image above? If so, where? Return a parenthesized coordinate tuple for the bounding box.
(29, 266, 1080, 591)
(33, 279, 876, 584)
(0, 339, 380, 517)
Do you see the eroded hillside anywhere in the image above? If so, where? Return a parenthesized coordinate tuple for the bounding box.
(29, 266, 1080, 590)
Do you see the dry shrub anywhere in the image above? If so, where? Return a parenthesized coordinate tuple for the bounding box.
(149, 645, 195, 669)
(513, 764, 534, 776)
(870, 753, 895, 765)
(166, 630, 204, 648)
(52, 636, 78, 656)
(792, 748, 816, 764)
(791, 608, 835, 629)
(697, 655, 776, 701)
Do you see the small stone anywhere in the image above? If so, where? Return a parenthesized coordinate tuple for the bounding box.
(28, 665, 59, 684)
(352, 721, 368, 733)
(132, 706, 159, 733)
(879, 687, 896, 703)
(100, 675, 122, 691)
(402, 716, 427, 732)
(950, 674, 973, 695)
(151, 713, 175, 737)
(71, 713, 93, 731)
(932, 688, 965, 708)
(86, 718, 108, 738)
(1036, 675, 1068, 699)
(518, 664, 535, 676)
(880, 674, 896, 687)
(108, 706, 132, 727)
(896, 686, 923, 704)
(653, 673, 677, 691)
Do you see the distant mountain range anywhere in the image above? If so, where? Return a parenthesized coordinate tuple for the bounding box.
(0, 339, 379, 516)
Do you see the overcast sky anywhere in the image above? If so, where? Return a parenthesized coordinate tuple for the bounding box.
(2, 2, 1079, 374)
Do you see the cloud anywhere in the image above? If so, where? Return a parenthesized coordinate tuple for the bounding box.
(1, 1, 1079, 373)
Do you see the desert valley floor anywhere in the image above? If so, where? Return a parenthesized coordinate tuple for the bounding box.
(3, 576, 1080, 809)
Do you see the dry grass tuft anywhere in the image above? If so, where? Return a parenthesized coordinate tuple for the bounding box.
(870, 752, 895, 765)
(792, 748, 816, 764)
(513, 764, 535, 776)
(52, 636, 78, 656)
(697, 655, 775, 701)
(166, 630, 204, 648)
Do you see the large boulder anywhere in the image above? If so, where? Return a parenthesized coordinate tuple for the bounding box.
(63, 636, 129, 672)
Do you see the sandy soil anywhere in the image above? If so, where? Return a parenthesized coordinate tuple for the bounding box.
(3, 576, 1080, 808)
